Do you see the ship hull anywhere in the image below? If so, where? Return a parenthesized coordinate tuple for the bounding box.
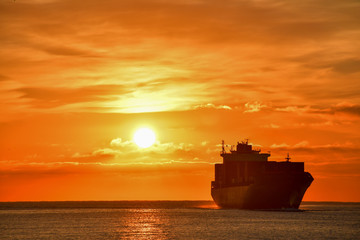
(211, 172, 313, 209)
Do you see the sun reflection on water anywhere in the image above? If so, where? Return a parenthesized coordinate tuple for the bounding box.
(122, 209, 168, 239)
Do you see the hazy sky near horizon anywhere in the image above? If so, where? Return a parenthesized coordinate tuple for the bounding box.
(1, 0, 360, 201)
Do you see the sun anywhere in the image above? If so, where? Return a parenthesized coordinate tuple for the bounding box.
(133, 128, 156, 148)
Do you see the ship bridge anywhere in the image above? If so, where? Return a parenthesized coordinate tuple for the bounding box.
(220, 140, 270, 162)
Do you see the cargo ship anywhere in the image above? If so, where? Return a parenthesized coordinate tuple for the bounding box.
(211, 140, 313, 209)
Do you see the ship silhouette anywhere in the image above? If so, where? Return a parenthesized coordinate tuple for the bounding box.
(211, 140, 313, 209)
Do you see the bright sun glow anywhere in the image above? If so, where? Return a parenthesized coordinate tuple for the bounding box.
(133, 128, 156, 148)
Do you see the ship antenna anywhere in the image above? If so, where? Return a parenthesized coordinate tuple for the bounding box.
(285, 153, 291, 162)
(222, 140, 225, 154)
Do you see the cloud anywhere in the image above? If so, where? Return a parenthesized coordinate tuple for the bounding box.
(270, 143, 290, 149)
(72, 148, 121, 162)
(307, 103, 360, 117)
(110, 138, 132, 148)
(70, 137, 200, 165)
(307, 160, 360, 178)
(298, 56, 360, 74)
(0, 159, 213, 178)
(0, 74, 10, 82)
(294, 141, 309, 148)
(6, 0, 358, 46)
(244, 101, 267, 113)
(262, 123, 280, 129)
(273, 103, 360, 118)
(275, 106, 309, 113)
(332, 58, 360, 74)
(333, 104, 360, 116)
(270, 141, 356, 152)
(14, 85, 127, 108)
(1, 0, 360, 117)
(110, 138, 195, 153)
(194, 103, 231, 110)
(22, 0, 60, 4)
(42, 45, 94, 57)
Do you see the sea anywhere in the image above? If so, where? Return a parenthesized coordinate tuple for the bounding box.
(0, 201, 359, 240)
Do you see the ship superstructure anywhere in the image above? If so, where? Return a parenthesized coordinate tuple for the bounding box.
(211, 140, 313, 209)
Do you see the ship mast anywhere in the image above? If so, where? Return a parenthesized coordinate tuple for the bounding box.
(285, 153, 291, 162)
(221, 140, 225, 154)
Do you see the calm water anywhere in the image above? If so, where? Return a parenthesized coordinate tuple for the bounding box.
(0, 201, 359, 239)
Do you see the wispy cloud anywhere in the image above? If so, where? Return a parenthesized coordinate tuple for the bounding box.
(244, 101, 268, 113)
(1, 0, 359, 115)
(270, 141, 357, 152)
(194, 103, 231, 110)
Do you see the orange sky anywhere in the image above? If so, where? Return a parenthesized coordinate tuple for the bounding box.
(1, 0, 360, 202)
